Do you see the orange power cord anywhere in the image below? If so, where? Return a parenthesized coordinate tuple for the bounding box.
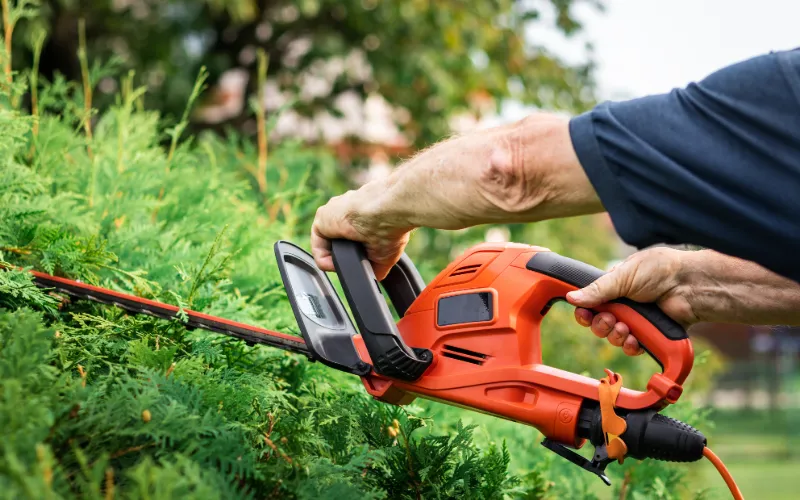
(703, 447, 744, 500)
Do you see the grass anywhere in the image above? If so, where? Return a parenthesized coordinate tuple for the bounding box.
(696, 458, 797, 500)
(688, 408, 800, 500)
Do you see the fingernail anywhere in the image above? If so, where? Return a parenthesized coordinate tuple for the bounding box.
(567, 290, 585, 302)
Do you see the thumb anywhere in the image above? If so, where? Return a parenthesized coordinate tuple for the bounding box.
(566, 267, 627, 308)
(371, 262, 394, 282)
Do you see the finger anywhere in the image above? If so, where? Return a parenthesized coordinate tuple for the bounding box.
(566, 266, 628, 308)
(606, 321, 628, 347)
(311, 201, 361, 271)
(310, 225, 334, 271)
(590, 312, 617, 339)
(574, 307, 593, 327)
(365, 232, 411, 281)
(371, 262, 394, 281)
(622, 330, 644, 356)
(313, 199, 361, 241)
(366, 249, 402, 281)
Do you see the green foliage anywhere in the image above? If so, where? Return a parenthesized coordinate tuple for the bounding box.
(13, 0, 600, 146)
(360, 408, 516, 499)
(0, 267, 59, 315)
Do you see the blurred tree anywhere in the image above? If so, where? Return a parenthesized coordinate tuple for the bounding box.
(16, 0, 601, 147)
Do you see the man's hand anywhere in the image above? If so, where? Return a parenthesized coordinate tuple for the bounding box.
(311, 113, 603, 279)
(566, 247, 800, 356)
(310, 184, 413, 280)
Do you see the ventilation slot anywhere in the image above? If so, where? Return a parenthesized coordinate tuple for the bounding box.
(442, 344, 488, 365)
(444, 344, 487, 358)
(449, 264, 481, 277)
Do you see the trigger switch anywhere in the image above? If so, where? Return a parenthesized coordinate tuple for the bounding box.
(540, 297, 564, 316)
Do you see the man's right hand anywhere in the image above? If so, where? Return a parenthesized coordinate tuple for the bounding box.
(311, 113, 603, 279)
(567, 247, 800, 356)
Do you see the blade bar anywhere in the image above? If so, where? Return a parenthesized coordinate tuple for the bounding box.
(28, 271, 310, 356)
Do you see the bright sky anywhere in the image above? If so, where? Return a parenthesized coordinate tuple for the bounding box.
(557, 0, 800, 100)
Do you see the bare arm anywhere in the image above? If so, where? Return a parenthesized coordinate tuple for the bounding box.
(311, 113, 602, 278)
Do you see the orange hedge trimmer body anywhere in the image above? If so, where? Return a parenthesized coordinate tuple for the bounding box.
(19, 239, 741, 496)
(348, 243, 693, 440)
(276, 240, 706, 484)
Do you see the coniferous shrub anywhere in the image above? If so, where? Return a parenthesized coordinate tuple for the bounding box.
(0, 6, 719, 499)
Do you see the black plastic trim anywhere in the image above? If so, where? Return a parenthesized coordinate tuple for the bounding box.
(274, 241, 371, 375)
(576, 403, 706, 463)
(437, 292, 493, 326)
(443, 344, 488, 359)
(381, 253, 426, 317)
(331, 239, 432, 381)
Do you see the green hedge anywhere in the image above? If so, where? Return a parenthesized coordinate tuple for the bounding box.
(0, 21, 719, 500)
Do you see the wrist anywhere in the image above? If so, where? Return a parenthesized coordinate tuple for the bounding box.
(357, 175, 417, 237)
(671, 248, 787, 325)
(673, 249, 710, 285)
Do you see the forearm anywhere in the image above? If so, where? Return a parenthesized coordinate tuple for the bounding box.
(311, 112, 604, 277)
(364, 114, 603, 231)
(679, 250, 800, 325)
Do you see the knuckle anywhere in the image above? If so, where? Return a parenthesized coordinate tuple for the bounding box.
(586, 281, 602, 296)
(598, 312, 615, 328)
(607, 327, 628, 347)
(590, 276, 616, 301)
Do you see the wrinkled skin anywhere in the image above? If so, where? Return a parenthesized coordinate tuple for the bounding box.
(311, 113, 600, 280)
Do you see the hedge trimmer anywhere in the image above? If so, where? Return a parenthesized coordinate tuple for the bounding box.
(23, 239, 743, 498)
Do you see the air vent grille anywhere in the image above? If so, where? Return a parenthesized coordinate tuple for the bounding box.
(442, 344, 488, 365)
(449, 264, 481, 277)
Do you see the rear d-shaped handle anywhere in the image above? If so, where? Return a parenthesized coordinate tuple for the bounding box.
(331, 239, 433, 381)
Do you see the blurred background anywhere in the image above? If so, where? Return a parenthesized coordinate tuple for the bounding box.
(11, 0, 800, 497)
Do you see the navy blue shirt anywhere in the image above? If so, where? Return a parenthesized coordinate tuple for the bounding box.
(570, 49, 800, 283)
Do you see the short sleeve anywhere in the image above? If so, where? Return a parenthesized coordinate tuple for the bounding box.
(569, 49, 800, 282)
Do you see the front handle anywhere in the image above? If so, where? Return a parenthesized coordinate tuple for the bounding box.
(330, 239, 432, 381)
(382, 253, 426, 317)
(527, 251, 693, 403)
